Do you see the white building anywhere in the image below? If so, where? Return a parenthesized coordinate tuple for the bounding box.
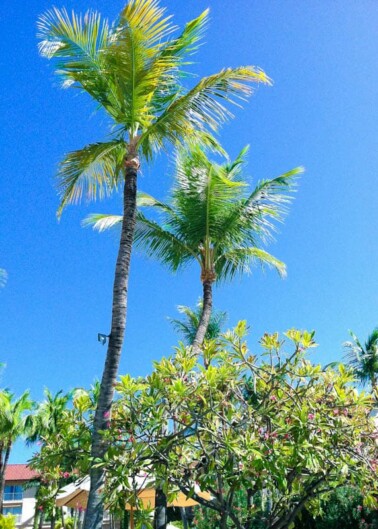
(3, 464, 39, 528)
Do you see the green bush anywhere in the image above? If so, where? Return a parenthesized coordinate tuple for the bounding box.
(55, 516, 74, 529)
(294, 487, 378, 529)
(0, 515, 16, 529)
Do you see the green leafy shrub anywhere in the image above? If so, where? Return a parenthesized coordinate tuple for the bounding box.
(294, 487, 378, 529)
(0, 515, 16, 529)
(55, 516, 74, 529)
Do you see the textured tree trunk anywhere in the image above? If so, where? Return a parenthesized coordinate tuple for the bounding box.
(179, 508, 188, 529)
(192, 279, 213, 356)
(0, 440, 12, 513)
(154, 488, 167, 529)
(83, 153, 138, 529)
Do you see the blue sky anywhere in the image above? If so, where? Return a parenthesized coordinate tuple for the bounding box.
(2, 1, 378, 462)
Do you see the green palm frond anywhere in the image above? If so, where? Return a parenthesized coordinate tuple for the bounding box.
(160, 8, 208, 62)
(83, 214, 123, 232)
(139, 66, 271, 158)
(0, 390, 33, 441)
(217, 167, 303, 248)
(134, 212, 199, 270)
(215, 247, 286, 282)
(137, 192, 175, 214)
(365, 328, 378, 353)
(345, 328, 378, 388)
(57, 140, 126, 217)
(37, 8, 109, 65)
(37, 8, 117, 114)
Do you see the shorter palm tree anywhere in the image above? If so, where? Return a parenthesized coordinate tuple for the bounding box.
(0, 391, 33, 512)
(85, 146, 302, 352)
(345, 328, 378, 393)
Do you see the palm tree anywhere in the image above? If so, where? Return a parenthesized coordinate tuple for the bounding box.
(0, 390, 33, 512)
(345, 328, 378, 394)
(26, 389, 71, 444)
(38, 2, 270, 527)
(170, 301, 227, 343)
(86, 146, 302, 353)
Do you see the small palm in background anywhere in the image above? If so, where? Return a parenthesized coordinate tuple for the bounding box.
(170, 301, 227, 344)
(345, 328, 378, 394)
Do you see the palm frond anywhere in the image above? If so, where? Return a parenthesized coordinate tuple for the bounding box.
(137, 192, 175, 214)
(216, 247, 286, 282)
(161, 8, 209, 62)
(134, 212, 199, 270)
(37, 8, 118, 114)
(167, 147, 245, 248)
(57, 140, 126, 217)
(344, 328, 378, 388)
(217, 167, 303, 249)
(83, 214, 123, 232)
(365, 328, 378, 352)
(139, 66, 271, 158)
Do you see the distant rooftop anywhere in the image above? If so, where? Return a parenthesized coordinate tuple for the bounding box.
(5, 464, 39, 481)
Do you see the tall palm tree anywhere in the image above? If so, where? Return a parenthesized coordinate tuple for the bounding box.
(0, 391, 33, 512)
(37, 2, 269, 526)
(345, 328, 378, 394)
(86, 146, 302, 352)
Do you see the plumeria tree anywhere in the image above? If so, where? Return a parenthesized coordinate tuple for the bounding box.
(38, 2, 270, 525)
(28, 387, 100, 529)
(101, 325, 378, 529)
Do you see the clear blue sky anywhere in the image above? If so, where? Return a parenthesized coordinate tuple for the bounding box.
(2, 1, 378, 462)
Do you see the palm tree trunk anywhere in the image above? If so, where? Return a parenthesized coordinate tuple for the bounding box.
(83, 153, 139, 529)
(0, 440, 12, 513)
(192, 279, 213, 356)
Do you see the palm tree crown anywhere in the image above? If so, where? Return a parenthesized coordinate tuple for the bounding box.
(0, 391, 33, 512)
(345, 328, 378, 392)
(38, 0, 270, 216)
(87, 146, 302, 282)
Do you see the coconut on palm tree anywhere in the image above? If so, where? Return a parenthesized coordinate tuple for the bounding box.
(345, 328, 378, 394)
(86, 146, 302, 354)
(0, 391, 33, 512)
(38, 1, 270, 526)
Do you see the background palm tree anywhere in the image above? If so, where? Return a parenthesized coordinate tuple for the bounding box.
(26, 389, 71, 444)
(86, 146, 302, 354)
(345, 328, 378, 394)
(169, 301, 227, 343)
(0, 391, 33, 512)
(38, 2, 270, 527)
